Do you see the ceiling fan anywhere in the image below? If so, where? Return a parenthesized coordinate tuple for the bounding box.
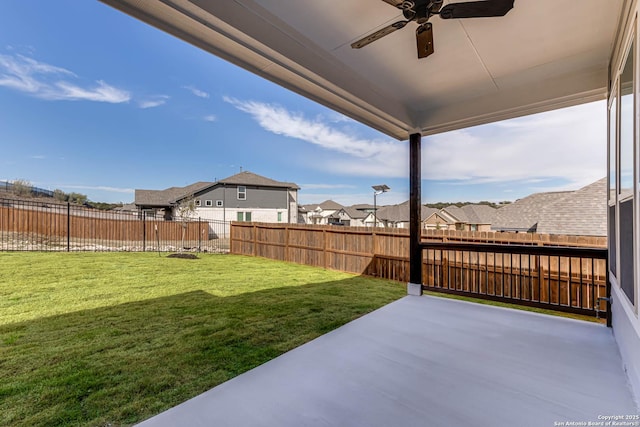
(351, 0, 514, 59)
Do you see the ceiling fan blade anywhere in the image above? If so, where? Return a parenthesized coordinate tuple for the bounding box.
(351, 20, 409, 49)
(439, 0, 514, 19)
(416, 23, 434, 58)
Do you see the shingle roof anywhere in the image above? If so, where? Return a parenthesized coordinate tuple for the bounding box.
(350, 204, 374, 210)
(491, 191, 571, 231)
(135, 181, 213, 207)
(218, 171, 300, 189)
(341, 206, 369, 220)
(536, 178, 606, 236)
(492, 191, 572, 232)
(376, 201, 437, 222)
(442, 206, 469, 223)
(301, 200, 343, 211)
(440, 204, 496, 225)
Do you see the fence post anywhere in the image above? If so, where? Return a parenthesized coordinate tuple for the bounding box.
(66, 202, 70, 252)
(323, 228, 327, 269)
(253, 223, 257, 256)
(285, 224, 290, 262)
(142, 211, 146, 252)
(198, 217, 202, 253)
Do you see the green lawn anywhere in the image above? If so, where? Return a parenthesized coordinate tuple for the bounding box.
(0, 252, 405, 426)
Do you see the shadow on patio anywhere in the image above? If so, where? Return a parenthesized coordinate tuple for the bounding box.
(138, 295, 638, 427)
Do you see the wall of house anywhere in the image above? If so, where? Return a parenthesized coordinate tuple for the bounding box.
(195, 207, 288, 223)
(288, 189, 298, 224)
(608, 0, 640, 406)
(195, 185, 292, 210)
(424, 213, 451, 230)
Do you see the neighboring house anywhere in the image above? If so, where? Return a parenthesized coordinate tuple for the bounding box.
(492, 191, 571, 233)
(536, 179, 606, 236)
(423, 210, 456, 231)
(333, 204, 375, 227)
(299, 200, 343, 225)
(365, 201, 438, 228)
(135, 171, 299, 224)
(428, 204, 497, 232)
(492, 178, 606, 236)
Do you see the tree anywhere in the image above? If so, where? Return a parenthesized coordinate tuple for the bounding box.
(175, 195, 197, 253)
(67, 192, 88, 205)
(12, 179, 32, 197)
(53, 189, 68, 202)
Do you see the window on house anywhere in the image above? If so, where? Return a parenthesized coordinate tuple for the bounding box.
(619, 39, 634, 200)
(237, 186, 246, 200)
(216, 200, 223, 207)
(277, 212, 282, 222)
(609, 88, 618, 278)
(236, 212, 252, 222)
(205, 200, 213, 207)
(609, 93, 617, 203)
(618, 39, 635, 305)
(195, 200, 201, 207)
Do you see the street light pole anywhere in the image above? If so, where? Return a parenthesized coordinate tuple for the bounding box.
(372, 184, 390, 227)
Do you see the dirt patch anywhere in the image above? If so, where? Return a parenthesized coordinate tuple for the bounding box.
(167, 253, 199, 259)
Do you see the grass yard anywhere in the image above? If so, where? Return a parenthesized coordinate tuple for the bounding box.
(0, 252, 405, 426)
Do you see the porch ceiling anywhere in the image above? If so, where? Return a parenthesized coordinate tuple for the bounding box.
(101, 0, 624, 140)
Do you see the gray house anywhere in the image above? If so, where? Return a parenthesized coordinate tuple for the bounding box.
(135, 171, 299, 224)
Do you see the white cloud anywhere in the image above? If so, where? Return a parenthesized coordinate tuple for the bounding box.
(51, 80, 130, 103)
(224, 96, 407, 177)
(226, 96, 606, 190)
(183, 85, 209, 98)
(30, 155, 45, 159)
(425, 101, 606, 189)
(0, 53, 130, 103)
(203, 114, 217, 122)
(138, 95, 169, 109)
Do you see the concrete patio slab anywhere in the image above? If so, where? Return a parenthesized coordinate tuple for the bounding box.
(138, 295, 639, 426)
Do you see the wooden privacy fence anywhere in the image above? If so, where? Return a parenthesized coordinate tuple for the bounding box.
(1, 206, 204, 240)
(230, 222, 608, 317)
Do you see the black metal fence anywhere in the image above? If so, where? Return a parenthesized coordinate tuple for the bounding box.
(421, 241, 609, 320)
(0, 198, 230, 253)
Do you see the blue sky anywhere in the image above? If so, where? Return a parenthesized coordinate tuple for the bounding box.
(0, 1, 606, 206)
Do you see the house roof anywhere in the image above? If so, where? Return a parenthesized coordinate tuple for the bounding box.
(376, 201, 437, 223)
(442, 205, 497, 225)
(492, 190, 574, 232)
(350, 204, 375, 211)
(135, 181, 214, 207)
(536, 178, 607, 236)
(218, 171, 300, 190)
(302, 200, 343, 212)
(135, 171, 298, 207)
(341, 206, 369, 220)
(101, 0, 623, 140)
